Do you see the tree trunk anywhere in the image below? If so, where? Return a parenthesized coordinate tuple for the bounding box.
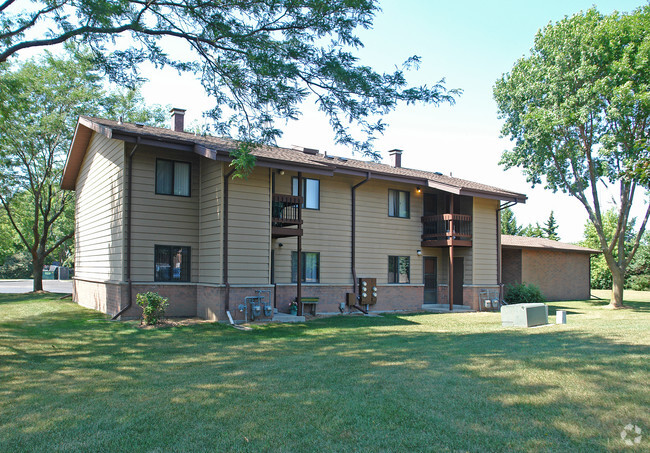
(609, 267, 625, 309)
(32, 258, 44, 292)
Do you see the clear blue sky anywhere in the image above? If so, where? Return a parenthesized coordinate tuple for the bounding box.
(138, 0, 648, 242)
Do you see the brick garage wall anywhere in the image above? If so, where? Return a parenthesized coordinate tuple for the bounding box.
(73, 278, 126, 316)
(275, 284, 424, 314)
(502, 248, 522, 288)
(521, 250, 591, 301)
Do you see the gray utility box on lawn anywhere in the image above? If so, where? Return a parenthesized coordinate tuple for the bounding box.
(501, 303, 548, 327)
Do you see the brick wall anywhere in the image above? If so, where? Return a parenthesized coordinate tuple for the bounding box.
(275, 284, 424, 314)
(502, 249, 522, 288)
(73, 278, 125, 316)
(521, 250, 591, 301)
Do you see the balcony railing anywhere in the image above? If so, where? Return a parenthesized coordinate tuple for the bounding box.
(421, 214, 472, 247)
(272, 194, 303, 237)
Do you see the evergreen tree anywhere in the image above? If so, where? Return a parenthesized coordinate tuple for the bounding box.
(543, 211, 560, 240)
(500, 207, 521, 235)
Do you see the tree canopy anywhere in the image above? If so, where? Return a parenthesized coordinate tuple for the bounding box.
(0, 0, 459, 158)
(494, 7, 650, 307)
(0, 50, 166, 290)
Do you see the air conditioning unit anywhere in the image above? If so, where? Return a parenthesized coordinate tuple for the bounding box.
(501, 303, 548, 327)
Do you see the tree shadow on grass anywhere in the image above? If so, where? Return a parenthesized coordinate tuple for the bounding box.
(0, 299, 648, 452)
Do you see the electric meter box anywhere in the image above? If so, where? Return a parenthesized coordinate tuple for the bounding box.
(358, 278, 377, 305)
(501, 303, 548, 327)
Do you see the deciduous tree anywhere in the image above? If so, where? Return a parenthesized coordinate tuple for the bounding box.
(494, 7, 650, 308)
(0, 50, 165, 291)
(0, 0, 459, 164)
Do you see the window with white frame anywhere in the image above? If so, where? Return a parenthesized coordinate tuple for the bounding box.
(292, 177, 320, 210)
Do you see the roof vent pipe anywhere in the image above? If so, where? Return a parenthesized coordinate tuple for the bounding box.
(170, 108, 186, 132)
(389, 149, 402, 168)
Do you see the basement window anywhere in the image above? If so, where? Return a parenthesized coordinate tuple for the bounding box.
(154, 245, 190, 282)
(291, 251, 320, 283)
(156, 159, 191, 197)
(388, 189, 409, 218)
(388, 256, 410, 284)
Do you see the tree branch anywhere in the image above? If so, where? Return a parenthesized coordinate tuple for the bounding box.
(44, 231, 75, 257)
(0, 194, 32, 252)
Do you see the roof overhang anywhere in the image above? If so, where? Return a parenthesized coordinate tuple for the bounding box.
(61, 116, 528, 203)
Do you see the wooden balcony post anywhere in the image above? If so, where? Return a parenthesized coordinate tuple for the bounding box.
(449, 245, 454, 311)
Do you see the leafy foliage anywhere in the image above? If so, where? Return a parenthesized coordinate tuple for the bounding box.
(580, 209, 637, 289)
(0, 0, 459, 161)
(0, 252, 32, 279)
(136, 292, 169, 325)
(504, 283, 545, 305)
(494, 7, 650, 306)
(0, 49, 166, 290)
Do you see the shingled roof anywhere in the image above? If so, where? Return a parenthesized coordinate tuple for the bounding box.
(62, 116, 528, 203)
(501, 235, 600, 254)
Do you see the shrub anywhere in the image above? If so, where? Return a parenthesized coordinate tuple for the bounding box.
(504, 283, 545, 304)
(626, 275, 650, 291)
(136, 292, 169, 325)
(0, 252, 32, 279)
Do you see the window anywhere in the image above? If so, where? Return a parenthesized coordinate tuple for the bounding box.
(292, 177, 320, 210)
(388, 256, 410, 284)
(156, 159, 191, 196)
(388, 189, 409, 218)
(154, 245, 190, 282)
(291, 251, 320, 283)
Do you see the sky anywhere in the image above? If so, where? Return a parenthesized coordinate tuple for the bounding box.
(134, 0, 647, 242)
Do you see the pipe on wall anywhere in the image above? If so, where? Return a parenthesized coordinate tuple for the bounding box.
(351, 173, 371, 294)
(113, 139, 140, 320)
(223, 166, 237, 314)
(496, 201, 517, 302)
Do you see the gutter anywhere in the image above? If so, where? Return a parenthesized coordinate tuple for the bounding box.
(351, 173, 371, 293)
(113, 139, 140, 320)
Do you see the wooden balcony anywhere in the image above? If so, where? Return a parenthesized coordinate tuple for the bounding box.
(421, 214, 472, 247)
(272, 194, 303, 238)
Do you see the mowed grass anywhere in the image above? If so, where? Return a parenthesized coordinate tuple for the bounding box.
(0, 292, 648, 452)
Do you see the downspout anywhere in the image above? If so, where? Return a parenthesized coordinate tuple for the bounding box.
(496, 200, 517, 303)
(223, 167, 236, 318)
(351, 173, 371, 293)
(113, 139, 140, 320)
(297, 172, 303, 315)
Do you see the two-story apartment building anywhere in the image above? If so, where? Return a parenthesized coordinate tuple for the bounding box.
(61, 110, 527, 321)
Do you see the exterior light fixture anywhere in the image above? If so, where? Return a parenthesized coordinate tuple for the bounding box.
(417, 250, 422, 256)
(416, 186, 421, 193)
(279, 170, 285, 175)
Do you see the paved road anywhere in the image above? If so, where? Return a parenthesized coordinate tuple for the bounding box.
(0, 279, 73, 294)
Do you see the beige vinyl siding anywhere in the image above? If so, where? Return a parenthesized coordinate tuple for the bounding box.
(227, 167, 271, 284)
(356, 180, 423, 284)
(199, 160, 222, 283)
(272, 175, 424, 286)
(130, 147, 200, 281)
(472, 197, 499, 285)
(74, 132, 124, 281)
(273, 172, 354, 284)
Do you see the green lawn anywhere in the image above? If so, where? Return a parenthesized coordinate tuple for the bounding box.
(1, 293, 648, 452)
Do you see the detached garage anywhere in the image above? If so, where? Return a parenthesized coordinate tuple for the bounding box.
(501, 235, 600, 301)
